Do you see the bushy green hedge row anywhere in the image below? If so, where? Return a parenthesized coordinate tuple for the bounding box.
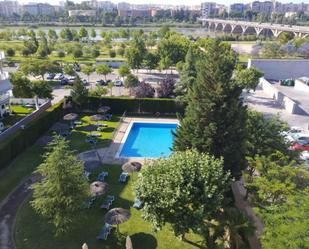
(0, 101, 63, 169)
(84, 97, 185, 115)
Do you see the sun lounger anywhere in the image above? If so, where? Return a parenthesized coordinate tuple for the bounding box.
(97, 172, 108, 182)
(100, 195, 115, 209)
(74, 120, 83, 125)
(133, 199, 143, 209)
(96, 123, 108, 127)
(83, 171, 91, 180)
(118, 172, 129, 183)
(85, 196, 96, 208)
(97, 224, 112, 240)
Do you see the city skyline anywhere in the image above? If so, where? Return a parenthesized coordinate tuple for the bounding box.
(6, 0, 309, 6)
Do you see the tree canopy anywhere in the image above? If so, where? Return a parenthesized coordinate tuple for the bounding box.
(173, 39, 247, 178)
(135, 150, 231, 238)
(31, 136, 89, 235)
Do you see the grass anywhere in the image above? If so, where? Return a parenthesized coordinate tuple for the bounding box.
(1, 105, 34, 129)
(0, 114, 119, 203)
(14, 164, 203, 249)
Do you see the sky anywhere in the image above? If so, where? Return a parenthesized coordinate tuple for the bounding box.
(13, 0, 308, 6)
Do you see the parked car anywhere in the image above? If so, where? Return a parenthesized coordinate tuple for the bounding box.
(82, 79, 88, 85)
(114, 80, 123, 87)
(60, 78, 69, 85)
(46, 73, 55, 80)
(282, 126, 305, 142)
(96, 79, 107, 86)
(54, 73, 64, 80)
(68, 76, 76, 83)
(73, 62, 81, 72)
(290, 140, 309, 151)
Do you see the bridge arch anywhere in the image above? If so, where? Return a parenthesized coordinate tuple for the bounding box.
(223, 23, 232, 33)
(216, 23, 224, 31)
(231, 25, 244, 34)
(243, 26, 257, 36)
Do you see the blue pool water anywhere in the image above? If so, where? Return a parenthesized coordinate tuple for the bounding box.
(119, 122, 177, 158)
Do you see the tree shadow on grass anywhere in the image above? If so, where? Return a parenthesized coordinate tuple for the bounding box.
(183, 237, 205, 249)
(130, 232, 158, 249)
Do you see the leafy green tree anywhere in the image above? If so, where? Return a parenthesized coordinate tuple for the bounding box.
(64, 64, 75, 76)
(109, 49, 116, 58)
(135, 150, 231, 238)
(79, 26, 88, 39)
(277, 31, 294, 45)
(107, 81, 114, 96)
(31, 136, 89, 235)
(48, 29, 58, 44)
(143, 52, 159, 72)
(90, 28, 96, 38)
(118, 64, 130, 79)
(91, 49, 100, 58)
(71, 77, 88, 108)
(73, 48, 83, 58)
(60, 28, 73, 41)
(157, 25, 170, 38)
(57, 50, 65, 58)
(124, 73, 139, 94)
(36, 35, 50, 58)
(81, 65, 94, 82)
(96, 64, 112, 81)
(173, 40, 247, 178)
(10, 72, 33, 98)
(125, 36, 146, 72)
(32, 80, 52, 99)
(19, 60, 61, 80)
(6, 48, 15, 57)
(88, 85, 108, 97)
(246, 110, 291, 162)
(175, 46, 198, 101)
(233, 66, 263, 91)
(157, 33, 190, 68)
(261, 42, 283, 58)
(116, 48, 125, 57)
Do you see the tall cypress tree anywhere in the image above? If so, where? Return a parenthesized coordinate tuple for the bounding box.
(173, 39, 247, 178)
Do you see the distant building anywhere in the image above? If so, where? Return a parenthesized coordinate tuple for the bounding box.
(0, 0, 19, 17)
(0, 52, 11, 119)
(68, 10, 96, 17)
(230, 3, 245, 14)
(250, 1, 273, 15)
(118, 9, 151, 18)
(117, 2, 131, 10)
(22, 3, 54, 16)
(82, 0, 115, 11)
(201, 2, 216, 18)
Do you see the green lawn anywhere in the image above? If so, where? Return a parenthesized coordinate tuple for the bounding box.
(0, 114, 119, 203)
(1, 105, 34, 129)
(14, 164, 203, 249)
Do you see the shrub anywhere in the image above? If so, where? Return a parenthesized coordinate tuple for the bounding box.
(6, 48, 15, 57)
(73, 49, 83, 58)
(57, 50, 65, 58)
(84, 97, 185, 115)
(134, 82, 155, 98)
(0, 101, 63, 169)
(109, 50, 116, 58)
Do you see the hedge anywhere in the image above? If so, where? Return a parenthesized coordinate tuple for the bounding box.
(0, 101, 64, 169)
(84, 97, 186, 115)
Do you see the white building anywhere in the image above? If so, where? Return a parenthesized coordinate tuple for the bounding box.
(201, 2, 216, 18)
(22, 3, 54, 16)
(68, 10, 96, 17)
(0, 52, 11, 119)
(0, 0, 20, 17)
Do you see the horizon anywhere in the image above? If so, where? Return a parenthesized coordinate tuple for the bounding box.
(6, 0, 309, 6)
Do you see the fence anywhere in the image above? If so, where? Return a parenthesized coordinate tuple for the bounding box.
(0, 100, 51, 141)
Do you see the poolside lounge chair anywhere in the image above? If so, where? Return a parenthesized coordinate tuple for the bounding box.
(103, 114, 112, 121)
(83, 170, 91, 180)
(96, 122, 108, 127)
(133, 199, 143, 209)
(97, 223, 112, 240)
(74, 120, 83, 125)
(97, 172, 108, 182)
(100, 195, 115, 209)
(118, 172, 129, 183)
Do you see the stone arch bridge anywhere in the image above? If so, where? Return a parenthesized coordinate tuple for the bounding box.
(200, 18, 309, 38)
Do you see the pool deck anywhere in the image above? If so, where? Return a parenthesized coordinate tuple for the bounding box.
(79, 117, 178, 165)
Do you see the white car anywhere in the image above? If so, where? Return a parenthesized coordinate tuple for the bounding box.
(54, 73, 64, 80)
(68, 76, 76, 82)
(114, 80, 123, 87)
(282, 126, 305, 142)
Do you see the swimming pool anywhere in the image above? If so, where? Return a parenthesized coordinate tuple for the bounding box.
(119, 122, 177, 158)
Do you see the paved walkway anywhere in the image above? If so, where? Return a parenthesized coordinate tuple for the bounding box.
(0, 175, 39, 249)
